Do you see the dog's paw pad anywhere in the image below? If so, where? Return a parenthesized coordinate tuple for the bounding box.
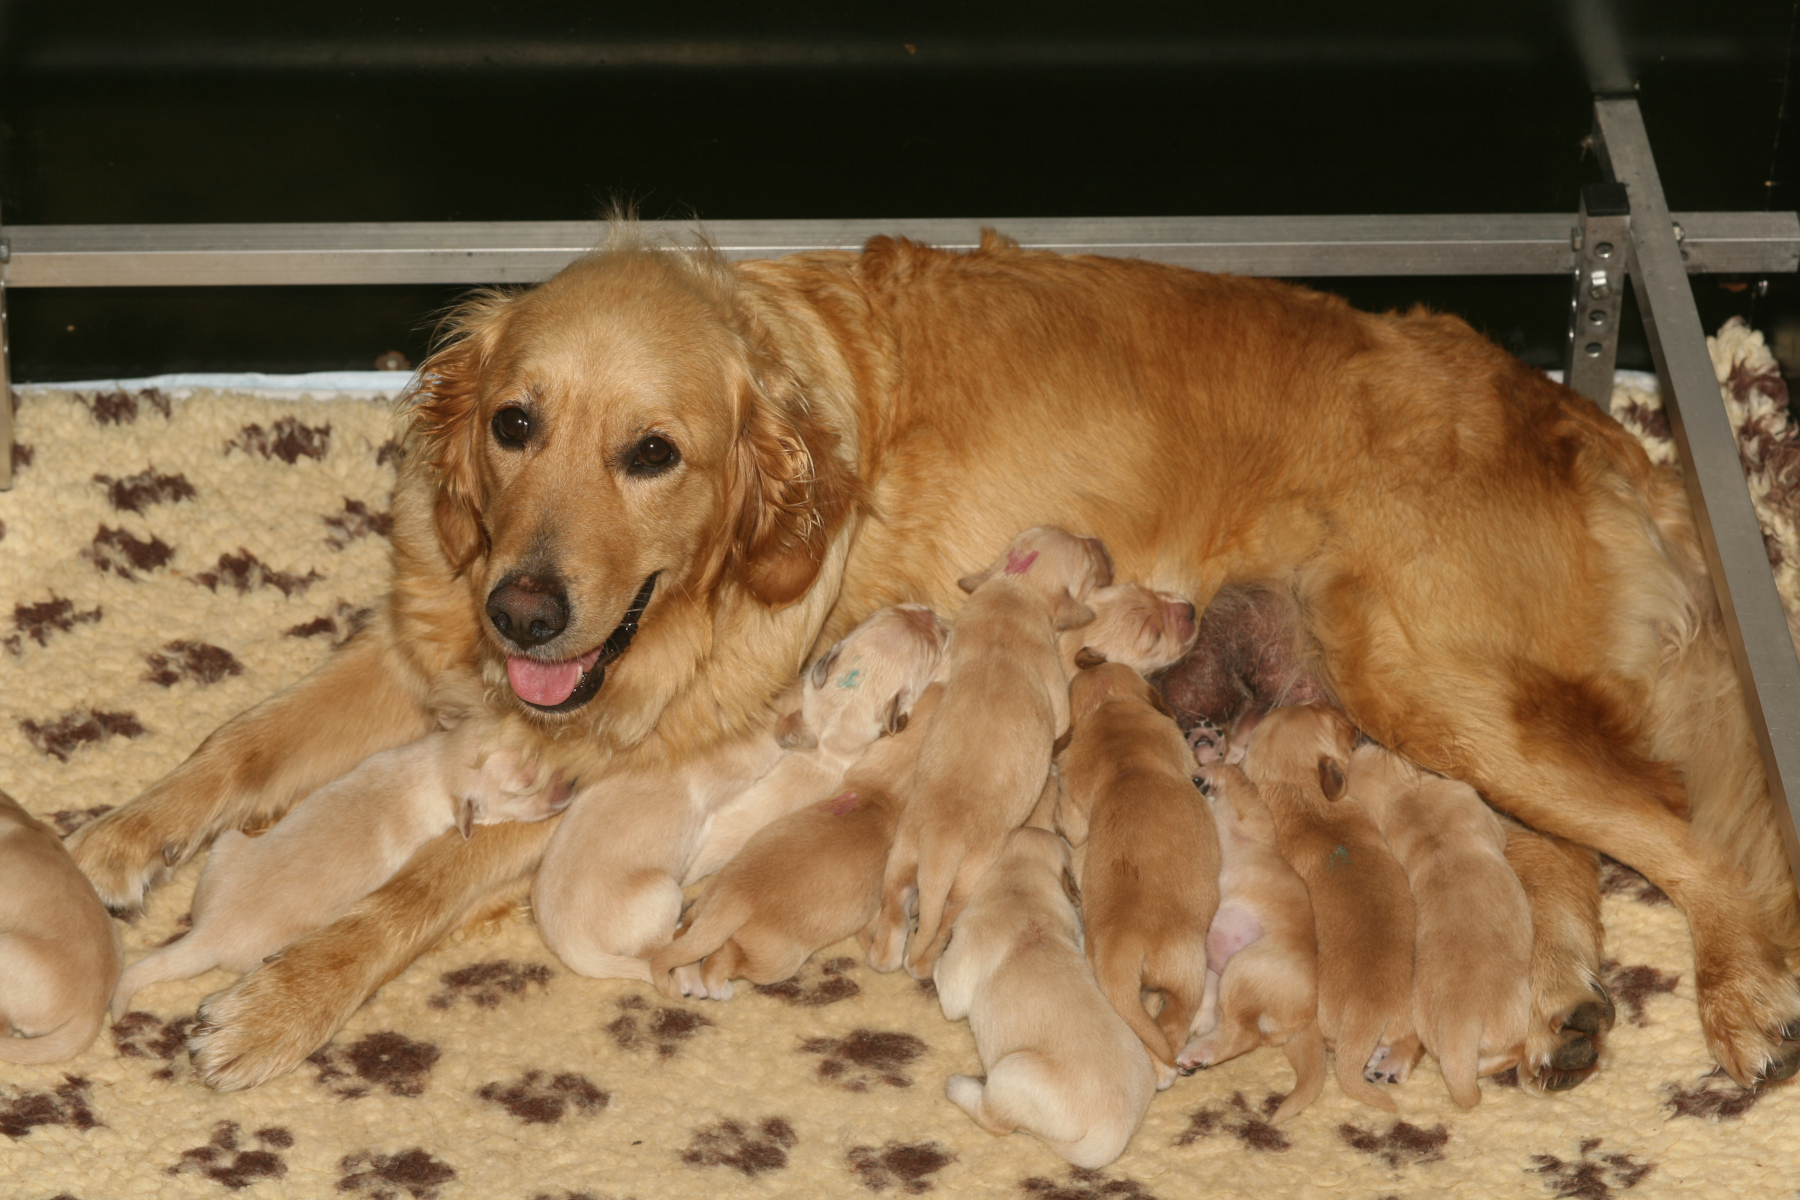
(1760, 1039, 1800, 1084)
(1562, 1000, 1606, 1037)
(1536, 1066, 1589, 1092)
(1549, 1034, 1599, 1072)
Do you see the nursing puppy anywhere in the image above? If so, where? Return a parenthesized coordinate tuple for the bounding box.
(934, 824, 1156, 1169)
(1060, 582, 1198, 676)
(1240, 705, 1418, 1112)
(652, 684, 945, 999)
(534, 603, 947, 981)
(1176, 762, 1326, 1126)
(112, 724, 569, 1018)
(1351, 742, 1531, 1107)
(873, 526, 1112, 978)
(0, 791, 120, 1064)
(1055, 662, 1218, 1085)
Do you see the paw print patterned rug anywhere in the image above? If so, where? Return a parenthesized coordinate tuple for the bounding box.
(4, 327, 1800, 1199)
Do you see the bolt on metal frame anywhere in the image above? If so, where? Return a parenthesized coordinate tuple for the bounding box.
(1, 96, 1797, 891)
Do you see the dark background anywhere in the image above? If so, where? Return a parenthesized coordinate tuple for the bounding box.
(0, 1, 1795, 382)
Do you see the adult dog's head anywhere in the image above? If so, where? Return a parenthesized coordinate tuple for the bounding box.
(406, 231, 861, 744)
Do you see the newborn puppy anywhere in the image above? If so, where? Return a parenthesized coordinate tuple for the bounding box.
(0, 791, 120, 1064)
(651, 685, 945, 999)
(1055, 662, 1219, 1085)
(934, 825, 1156, 1169)
(1240, 705, 1418, 1112)
(1351, 743, 1531, 1107)
(1060, 582, 1198, 676)
(112, 722, 569, 1017)
(1176, 763, 1326, 1125)
(874, 526, 1112, 978)
(533, 603, 947, 981)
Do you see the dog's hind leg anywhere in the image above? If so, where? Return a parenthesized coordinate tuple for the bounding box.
(1503, 824, 1613, 1094)
(188, 815, 556, 1090)
(69, 620, 439, 914)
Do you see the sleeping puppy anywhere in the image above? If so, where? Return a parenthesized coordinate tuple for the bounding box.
(933, 824, 1156, 1170)
(112, 722, 569, 1018)
(1060, 582, 1198, 676)
(1055, 662, 1219, 1086)
(873, 526, 1112, 978)
(1239, 705, 1418, 1112)
(1351, 742, 1531, 1107)
(1176, 762, 1326, 1126)
(0, 790, 120, 1064)
(533, 603, 947, 981)
(651, 684, 945, 999)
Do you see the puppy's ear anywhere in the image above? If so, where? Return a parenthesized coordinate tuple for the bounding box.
(775, 707, 817, 750)
(1052, 595, 1096, 632)
(408, 290, 517, 575)
(1051, 727, 1074, 758)
(726, 363, 862, 609)
(1073, 646, 1107, 669)
(882, 691, 911, 737)
(808, 643, 843, 691)
(1061, 866, 1083, 909)
(457, 796, 476, 839)
(1318, 756, 1349, 802)
(956, 567, 994, 594)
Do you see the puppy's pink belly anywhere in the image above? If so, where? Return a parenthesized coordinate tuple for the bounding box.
(1205, 904, 1264, 975)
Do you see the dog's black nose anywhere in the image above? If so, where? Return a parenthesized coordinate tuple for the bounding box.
(486, 574, 569, 648)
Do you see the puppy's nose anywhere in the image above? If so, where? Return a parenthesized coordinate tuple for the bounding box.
(486, 574, 570, 648)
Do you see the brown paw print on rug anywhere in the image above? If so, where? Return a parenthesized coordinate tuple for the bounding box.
(754, 954, 863, 1006)
(427, 959, 554, 1009)
(337, 1147, 457, 1199)
(6, 594, 102, 654)
(606, 993, 713, 1058)
(1173, 1090, 1292, 1152)
(1, 1075, 100, 1140)
(799, 1028, 927, 1091)
(111, 1011, 199, 1082)
(1527, 1137, 1654, 1198)
(142, 639, 243, 687)
(20, 707, 146, 761)
(309, 1030, 442, 1099)
(475, 1070, 610, 1125)
(680, 1115, 798, 1178)
(225, 416, 330, 463)
(1019, 1165, 1158, 1199)
(1338, 1118, 1451, 1169)
(165, 1121, 293, 1191)
(1663, 1069, 1764, 1121)
(847, 1140, 956, 1194)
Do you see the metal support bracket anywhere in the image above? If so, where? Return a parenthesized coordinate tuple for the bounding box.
(1592, 96, 1800, 882)
(1565, 181, 1631, 408)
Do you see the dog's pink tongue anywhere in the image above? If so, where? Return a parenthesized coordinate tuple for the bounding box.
(507, 656, 581, 706)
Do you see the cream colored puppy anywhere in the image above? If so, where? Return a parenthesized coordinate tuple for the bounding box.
(652, 685, 945, 999)
(1350, 742, 1531, 1106)
(533, 604, 946, 981)
(1055, 662, 1218, 1087)
(873, 526, 1112, 978)
(0, 791, 120, 1064)
(1176, 762, 1326, 1125)
(934, 824, 1156, 1169)
(112, 722, 569, 1017)
(1059, 582, 1198, 676)
(1239, 705, 1418, 1113)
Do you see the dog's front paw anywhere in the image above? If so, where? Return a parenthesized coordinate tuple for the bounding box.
(1174, 1036, 1215, 1074)
(1693, 946, 1800, 1087)
(66, 807, 187, 915)
(188, 946, 370, 1091)
(1521, 981, 1613, 1093)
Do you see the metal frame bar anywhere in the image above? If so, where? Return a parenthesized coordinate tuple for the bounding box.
(1593, 97, 1800, 878)
(1564, 182, 1632, 408)
(0, 211, 1793, 287)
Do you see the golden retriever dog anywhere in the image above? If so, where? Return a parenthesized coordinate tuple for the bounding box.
(1241, 705, 1419, 1112)
(933, 824, 1157, 1169)
(1060, 582, 1199, 676)
(1502, 822, 1616, 1093)
(650, 683, 944, 999)
(1176, 762, 1326, 1126)
(110, 723, 570, 1019)
(532, 603, 945, 982)
(1055, 662, 1219, 1085)
(1350, 741, 1532, 1107)
(64, 225, 1800, 1091)
(871, 525, 1112, 979)
(0, 791, 120, 1064)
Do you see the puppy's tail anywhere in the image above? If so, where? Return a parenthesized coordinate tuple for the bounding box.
(1331, 1012, 1400, 1113)
(1433, 1018, 1484, 1108)
(647, 894, 745, 999)
(109, 932, 226, 1022)
(1092, 935, 1176, 1070)
(1269, 1021, 1328, 1125)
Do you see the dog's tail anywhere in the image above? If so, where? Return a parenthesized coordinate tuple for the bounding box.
(109, 930, 228, 1022)
(1092, 934, 1177, 1072)
(647, 893, 747, 998)
(1330, 1010, 1400, 1113)
(1432, 1016, 1485, 1108)
(1269, 1020, 1328, 1125)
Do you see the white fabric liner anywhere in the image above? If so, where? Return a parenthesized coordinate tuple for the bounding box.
(15, 370, 419, 400)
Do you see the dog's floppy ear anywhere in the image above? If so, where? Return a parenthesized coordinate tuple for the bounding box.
(956, 566, 994, 594)
(775, 707, 817, 750)
(1052, 595, 1096, 632)
(726, 362, 862, 609)
(1318, 756, 1349, 802)
(457, 796, 476, 839)
(807, 643, 843, 690)
(409, 290, 518, 574)
(1073, 647, 1107, 669)
(882, 691, 910, 737)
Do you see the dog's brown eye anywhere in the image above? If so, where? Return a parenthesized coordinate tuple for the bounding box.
(492, 406, 532, 448)
(629, 434, 679, 475)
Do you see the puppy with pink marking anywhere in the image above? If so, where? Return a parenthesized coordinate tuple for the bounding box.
(112, 720, 570, 1017)
(1176, 762, 1326, 1125)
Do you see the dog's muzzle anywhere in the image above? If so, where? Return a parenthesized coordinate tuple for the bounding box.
(508, 573, 658, 714)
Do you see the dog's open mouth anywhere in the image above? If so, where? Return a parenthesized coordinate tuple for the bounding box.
(506, 573, 658, 714)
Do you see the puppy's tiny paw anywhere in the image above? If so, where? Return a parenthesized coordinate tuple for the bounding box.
(1186, 720, 1227, 764)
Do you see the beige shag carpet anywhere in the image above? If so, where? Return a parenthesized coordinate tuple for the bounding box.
(3, 325, 1800, 1200)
